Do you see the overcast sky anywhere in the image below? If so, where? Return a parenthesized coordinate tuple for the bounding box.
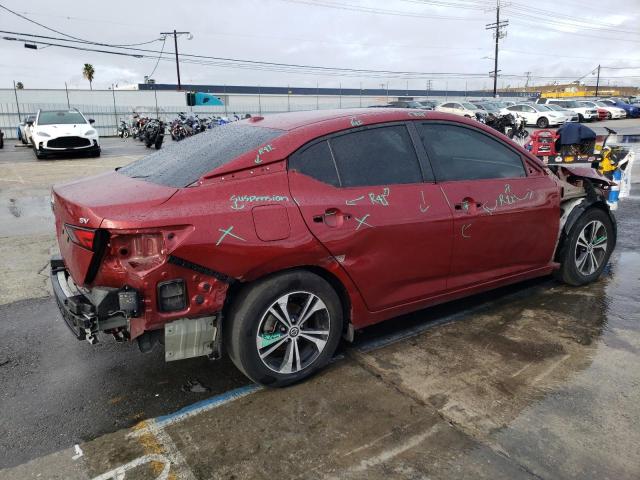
(0, 0, 638, 91)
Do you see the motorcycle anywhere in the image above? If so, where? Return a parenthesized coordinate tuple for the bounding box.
(143, 119, 165, 150)
(117, 119, 130, 139)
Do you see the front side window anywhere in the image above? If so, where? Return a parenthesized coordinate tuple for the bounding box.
(417, 123, 526, 181)
(329, 125, 422, 187)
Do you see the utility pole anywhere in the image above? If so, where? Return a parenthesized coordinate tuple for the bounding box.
(13, 80, 21, 120)
(160, 30, 191, 90)
(595, 64, 601, 97)
(524, 71, 532, 90)
(486, 0, 508, 98)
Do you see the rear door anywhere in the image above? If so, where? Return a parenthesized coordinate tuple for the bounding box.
(288, 123, 453, 312)
(415, 122, 559, 290)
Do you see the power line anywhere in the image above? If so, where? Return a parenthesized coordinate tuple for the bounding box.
(4, 32, 640, 82)
(0, 2, 161, 47)
(145, 36, 166, 80)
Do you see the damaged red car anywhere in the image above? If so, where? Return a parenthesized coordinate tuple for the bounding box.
(51, 108, 616, 386)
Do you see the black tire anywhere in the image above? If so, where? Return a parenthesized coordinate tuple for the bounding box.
(556, 207, 615, 286)
(154, 137, 164, 149)
(578, 113, 584, 123)
(606, 112, 612, 120)
(536, 117, 549, 128)
(225, 271, 343, 387)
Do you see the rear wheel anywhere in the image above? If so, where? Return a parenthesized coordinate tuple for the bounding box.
(225, 271, 343, 387)
(578, 113, 585, 122)
(556, 208, 614, 286)
(606, 112, 612, 120)
(536, 117, 549, 128)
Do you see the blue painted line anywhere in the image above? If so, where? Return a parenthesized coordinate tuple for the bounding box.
(155, 384, 262, 427)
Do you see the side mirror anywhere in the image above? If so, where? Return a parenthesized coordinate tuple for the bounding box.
(88, 119, 95, 124)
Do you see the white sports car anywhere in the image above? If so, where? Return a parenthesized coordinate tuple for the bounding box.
(29, 109, 100, 160)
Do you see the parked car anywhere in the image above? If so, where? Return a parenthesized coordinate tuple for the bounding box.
(592, 101, 626, 119)
(544, 104, 579, 122)
(29, 109, 100, 159)
(387, 100, 427, 109)
(536, 99, 598, 122)
(506, 103, 567, 128)
(470, 101, 510, 116)
(599, 99, 640, 118)
(577, 101, 607, 121)
(18, 115, 36, 144)
(50, 109, 617, 386)
(417, 100, 438, 110)
(435, 101, 483, 118)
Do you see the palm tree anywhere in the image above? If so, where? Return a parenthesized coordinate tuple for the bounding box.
(16, 82, 24, 89)
(82, 64, 95, 90)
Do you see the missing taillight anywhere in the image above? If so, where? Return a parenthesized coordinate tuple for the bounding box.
(65, 224, 96, 250)
(110, 232, 166, 273)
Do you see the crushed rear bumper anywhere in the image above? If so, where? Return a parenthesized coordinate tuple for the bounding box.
(50, 255, 132, 343)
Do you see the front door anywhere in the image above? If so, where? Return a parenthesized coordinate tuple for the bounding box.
(415, 122, 559, 290)
(288, 123, 453, 312)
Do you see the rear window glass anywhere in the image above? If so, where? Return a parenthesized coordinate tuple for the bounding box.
(119, 124, 283, 187)
(38, 111, 86, 125)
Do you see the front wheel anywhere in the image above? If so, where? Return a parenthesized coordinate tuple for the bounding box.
(536, 117, 549, 128)
(556, 208, 614, 286)
(225, 271, 343, 387)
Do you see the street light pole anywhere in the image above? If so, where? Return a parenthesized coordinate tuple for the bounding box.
(160, 30, 191, 90)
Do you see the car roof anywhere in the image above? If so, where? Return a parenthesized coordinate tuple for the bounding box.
(242, 108, 429, 131)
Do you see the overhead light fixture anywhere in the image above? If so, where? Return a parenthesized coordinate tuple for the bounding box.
(24, 43, 37, 49)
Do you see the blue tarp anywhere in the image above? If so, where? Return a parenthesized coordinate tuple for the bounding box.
(557, 123, 596, 145)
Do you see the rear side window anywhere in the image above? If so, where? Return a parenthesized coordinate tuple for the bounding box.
(288, 140, 340, 187)
(330, 125, 422, 187)
(417, 123, 526, 181)
(120, 124, 283, 187)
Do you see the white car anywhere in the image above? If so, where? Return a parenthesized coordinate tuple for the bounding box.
(588, 101, 626, 120)
(539, 99, 598, 122)
(18, 115, 36, 144)
(506, 103, 567, 128)
(544, 104, 579, 123)
(29, 109, 100, 160)
(435, 101, 483, 118)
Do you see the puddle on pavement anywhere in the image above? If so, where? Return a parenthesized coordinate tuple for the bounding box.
(0, 195, 53, 236)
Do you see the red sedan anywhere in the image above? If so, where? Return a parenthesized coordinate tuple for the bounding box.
(51, 109, 616, 386)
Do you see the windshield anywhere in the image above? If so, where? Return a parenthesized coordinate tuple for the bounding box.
(535, 104, 552, 111)
(580, 102, 596, 107)
(119, 123, 284, 188)
(561, 101, 581, 108)
(38, 111, 86, 125)
(595, 101, 609, 107)
(545, 104, 563, 111)
(461, 102, 477, 110)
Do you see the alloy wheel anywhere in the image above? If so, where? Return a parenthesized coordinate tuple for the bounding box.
(256, 291, 331, 374)
(575, 220, 608, 276)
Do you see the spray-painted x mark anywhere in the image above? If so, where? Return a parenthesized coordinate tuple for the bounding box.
(355, 214, 372, 230)
(216, 226, 246, 246)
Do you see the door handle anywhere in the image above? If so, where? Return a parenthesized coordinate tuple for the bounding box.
(313, 208, 351, 226)
(454, 198, 482, 211)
